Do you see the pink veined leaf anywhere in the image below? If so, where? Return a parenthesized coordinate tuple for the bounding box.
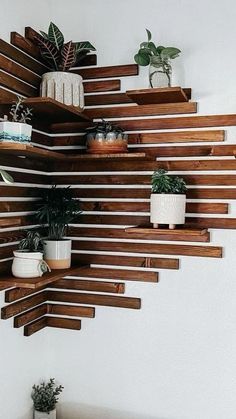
(60, 41, 77, 71)
(34, 33, 60, 70)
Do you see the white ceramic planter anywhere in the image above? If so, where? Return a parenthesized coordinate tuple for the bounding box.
(12, 251, 44, 278)
(34, 409, 56, 419)
(150, 194, 186, 229)
(44, 240, 71, 269)
(41, 72, 84, 108)
(0, 121, 32, 143)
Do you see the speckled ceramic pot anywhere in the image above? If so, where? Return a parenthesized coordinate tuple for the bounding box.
(40, 72, 84, 108)
(34, 409, 56, 419)
(150, 194, 186, 229)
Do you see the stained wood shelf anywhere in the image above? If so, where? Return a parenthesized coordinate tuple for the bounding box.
(126, 87, 190, 105)
(0, 97, 91, 124)
(67, 152, 147, 160)
(125, 226, 208, 236)
(0, 265, 87, 290)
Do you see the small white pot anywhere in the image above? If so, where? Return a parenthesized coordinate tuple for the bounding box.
(41, 71, 84, 108)
(12, 251, 44, 278)
(34, 409, 56, 419)
(44, 240, 71, 269)
(150, 194, 186, 229)
(0, 121, 32, 143)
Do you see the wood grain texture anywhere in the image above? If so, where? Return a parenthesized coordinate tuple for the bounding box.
(73, 64, 139, 79)
(48, 290, 141, 309)
(126, 87, 190, 104)
(85, 93, 133, 106)
(46, 316, 82, 331)
(0, 54, 40, 87)
(0, 69, 37, 97)
(47, 304, 95, 318)
(11, 31, 42, 61)
(72, 253, 179, 269)
(186, 218, 236, 229)
(1, 291, 48, 319)
(51, 278, 126, 292)
(86, 102, 197, 119)
(14, 304, 47, 328)
(72, 240, 222, 258)
(24, 317, 47, 336)
(83, 80, 121, 93)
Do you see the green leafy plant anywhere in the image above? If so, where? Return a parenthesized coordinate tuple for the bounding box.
(134, 29, 181, 87)
(86, 119, 127, 140)
(9, 96, 33, 124)
(31, 378, 63, 414)
(18, 230, 44, 252)
(35, 22, 96, 71)
(151, 169, 187, 194)
(0, 169, 13, 184)
(37, 185, 81, 240)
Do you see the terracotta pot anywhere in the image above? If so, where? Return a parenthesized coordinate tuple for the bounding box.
(87, 135, 128, 154)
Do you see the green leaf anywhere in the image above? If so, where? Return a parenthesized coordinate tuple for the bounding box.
(40, 31, 49, 39)
(48, 22, 64, 50)
(161, 47, 181, 60)
(147, 42, 157, 55)
(34, 33, 60, 70)
(60, 41, 76, 71)
(146, 28, 152, 42)
(156, 45, 165, 54)
(134, 51, 151, 66)
(0, 170, 14, 184)
(75, 41, 96, 53)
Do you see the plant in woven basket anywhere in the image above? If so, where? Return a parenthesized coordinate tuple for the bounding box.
(18, 230, 44, 252)
(151, 169, 187, 194)
(35, 22, 96, 71)
(32, 378, 64, 414)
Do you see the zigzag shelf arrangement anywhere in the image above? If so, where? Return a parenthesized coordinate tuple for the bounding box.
(0, 26, 235, 336)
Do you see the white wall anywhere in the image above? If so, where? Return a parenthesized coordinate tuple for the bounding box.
(0, 2, 52, 418)
(46, 1, 236, 419)
(2, 1, 236, 419)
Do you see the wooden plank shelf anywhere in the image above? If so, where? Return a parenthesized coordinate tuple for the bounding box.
(0, 266, 87, 290)
(67, 152, 147, 160)
(125, 226, 208, 237)
(126, 87, 190, 105)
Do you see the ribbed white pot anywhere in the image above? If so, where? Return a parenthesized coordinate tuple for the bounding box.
(0, 121, 32, 143)
(12, 251, 44, 278)
(44, 240, 71, 269)
(150, 194, 186, 229)
(34, 409, 56, 419)
(41, 71, 84, 108)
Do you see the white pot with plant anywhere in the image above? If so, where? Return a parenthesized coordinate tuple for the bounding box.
(32, 378, 63, 419)
(12, 231, 50, 278)
(134, 29, 181, 88)
(34, 22, 96, 108)
(86, 120, 128, 154)
(150, 169, 187, 229)
(37, 185, 81, 269)
(0, 96, 32, 143)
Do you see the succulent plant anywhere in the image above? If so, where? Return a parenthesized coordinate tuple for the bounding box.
(86, 119, 127, 140)
(18, 230, 44, 252)
(9, 96, 32, 124)
(35, 22, 96, 71)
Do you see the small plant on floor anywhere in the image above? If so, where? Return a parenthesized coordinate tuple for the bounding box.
(9, 96, 33, 123)
(32, 378, 64, 414)
(18, 230, 44, 252)
(151, 169, 187, 194)
(35, 22, 96, 70)
(134, 29, 181, 87)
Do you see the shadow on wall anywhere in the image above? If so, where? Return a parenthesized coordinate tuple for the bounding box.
(57, 403, 171, 419)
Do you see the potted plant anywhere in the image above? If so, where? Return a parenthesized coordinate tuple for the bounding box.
(35, 22, 96, 108)
(31, 378, 64, 419)
(86, 120, 128, 154)
(0, 169, 14, 183)
(150, 169, 187, 229)
(37, 185, 81, 269)
(0, 96, 33, 143)
(134, 29, 181, 88)
(12, 231, 50, 278)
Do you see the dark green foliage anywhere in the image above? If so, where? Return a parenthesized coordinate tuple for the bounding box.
(37, 185, 81, 240)
(86, 119, 127, 140)
(35, 22, 96, 71)
(134, 29, 181, 67)
(31, 378, 63, 414)
(18, 230, 44, 252)
(151, 169, 187, 194)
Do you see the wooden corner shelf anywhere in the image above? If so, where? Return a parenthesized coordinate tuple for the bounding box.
(0, 265, 86, 290)
(1, 97, 91, 123)
(126, 87, 190, 105)
(125, 226, 209, 242)
(66, 152, 147, 160)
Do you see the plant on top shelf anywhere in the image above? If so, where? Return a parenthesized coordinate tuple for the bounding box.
(86, 119, 128, 154)
(37, 185, 81, 269)
(35, 22, 96, 108)
(32, 378, 64, 419)
(0, 96, 33, 144)
(12, 230, 50, 279)
(150, 169, 187, 230)
(134, 29, 181, 88)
